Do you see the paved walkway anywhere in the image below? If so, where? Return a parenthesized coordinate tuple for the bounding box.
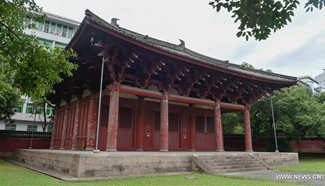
(224, 170, 325, 186)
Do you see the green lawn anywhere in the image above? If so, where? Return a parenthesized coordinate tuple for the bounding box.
(277, 158, 325, 174)
(0, 159, 300, 186)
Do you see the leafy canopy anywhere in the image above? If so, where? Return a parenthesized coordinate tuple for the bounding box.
(223, 86, 325, 143)
(209, 0, 325, 40)
(0, 0, 77, 121)
(251, 86, 325, 141)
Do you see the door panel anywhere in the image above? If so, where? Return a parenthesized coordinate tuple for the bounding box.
(195, 116, 216, 151)
(169, 113, 180, 150)
(117, 107, 134, 150)
(153, 112, 160, 149)
(143, 109, 155, 151)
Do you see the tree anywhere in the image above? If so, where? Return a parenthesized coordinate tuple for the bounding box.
(250, 86, 325, 141)
(222, 112, 244, 134)
(209, 0, 325, 40)
(0, 79, 20, 123)
(317, 91, 325, 104)
(29, 98, 54, 132)
(222, 85, 325, 151)
(0, 0, 77, 122)
(240, 62, 255, 69)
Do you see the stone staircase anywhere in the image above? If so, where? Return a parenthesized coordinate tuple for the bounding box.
(192, 153, 270, 175)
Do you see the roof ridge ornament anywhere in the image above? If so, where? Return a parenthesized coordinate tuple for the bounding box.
(85, 9, 92, 17)
(111, 18, 120, 27)
(178, 39, 185, 50)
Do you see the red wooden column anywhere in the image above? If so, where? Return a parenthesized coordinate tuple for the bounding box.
(244, 104, 253, 152)
(214, 99, 224, 151)
(71, 100, 80, 150)
(136, 97, 145, 151)
(160, 90, 169, 151)
(189, 106, 196, 151)
(60, 105, 68, 149)
(106, 82, 120, 151)
(86, 94, 98, 150)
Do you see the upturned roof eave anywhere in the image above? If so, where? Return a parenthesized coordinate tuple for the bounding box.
(68, 9, 297, 85)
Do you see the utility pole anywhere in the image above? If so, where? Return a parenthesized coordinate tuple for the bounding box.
(94, 55, 105, 153)
(270, 96, 279, 152)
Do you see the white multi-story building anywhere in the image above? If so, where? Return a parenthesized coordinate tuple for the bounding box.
(0, 12, 79, 132)
(297, 76, 319, 94)
(315, 70, 325, 93)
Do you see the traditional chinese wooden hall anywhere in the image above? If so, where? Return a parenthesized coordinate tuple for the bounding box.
(49, 10, 297, 153)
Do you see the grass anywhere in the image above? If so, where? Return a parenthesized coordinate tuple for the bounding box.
(277, 158, 325, 174)
(0, 159, 301, 186)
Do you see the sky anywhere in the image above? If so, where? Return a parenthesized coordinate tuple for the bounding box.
(35, 0, 325, 78)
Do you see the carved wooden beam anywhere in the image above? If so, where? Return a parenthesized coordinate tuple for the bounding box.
(102, 47, 120, 82)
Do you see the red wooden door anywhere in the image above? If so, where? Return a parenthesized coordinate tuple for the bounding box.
(169, 113, 180, 150)
(153, 112, 181, 151)
(180, 112, 190, 150)
(143, 105, 155, 151)
(195, 116, 216, 151)
(98, 105, 108, 151)
(117, 107, 135, 150)
(153, 112, 160, 150)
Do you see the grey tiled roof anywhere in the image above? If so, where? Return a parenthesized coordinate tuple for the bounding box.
(74, 9, 297, 83)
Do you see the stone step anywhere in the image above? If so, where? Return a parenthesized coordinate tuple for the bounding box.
(212, 161, 261, 166)
(200, 158, 256, 163)
(201, 157, 254, 162)
(212, 163, 265, 169)
(192, 154, 268, 175)
(214, 167, 266, 174)
(214, 162, 260, 166)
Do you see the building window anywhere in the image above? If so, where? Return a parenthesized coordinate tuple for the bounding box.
(25, 17, 32, 28)
(50, 22, 56, 33)
(67, 27, 73, 38)
(14, 105, 23, 113)
(62, 26, 67, 37)
(46, 106, 52, 115)
(36, 21, 44, 31)
(36, 106, 44, 114)
(56, 24, 62, 35)
(55, 42, 66, 49)
(5, 124, 16, 131)
(38, 38, 52, 48)
(44, 21, 49, 33)
(27, 125, 38, 132)
(26, 103, 34, 114)
(47, 124, 53, 132)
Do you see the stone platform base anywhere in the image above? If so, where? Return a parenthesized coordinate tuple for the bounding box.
(13, 149, 299, 181)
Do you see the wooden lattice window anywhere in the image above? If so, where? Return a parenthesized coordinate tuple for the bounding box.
(169, 113, 180, 132)
(196, 116, 205, 133)
(206, 117, 215, 133)
(155, 112, 160, 131)
(196, 116, 215, 133)
(119, 108, 133, 128)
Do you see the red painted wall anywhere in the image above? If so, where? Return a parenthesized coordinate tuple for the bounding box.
(0, 137, 50, 153)
(290, 139, 325, 153)
(0, 131, 51, 157)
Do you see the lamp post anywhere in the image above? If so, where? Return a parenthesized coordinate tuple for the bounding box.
(94, 55, 105, 152)
(270, 96, 279, 152)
